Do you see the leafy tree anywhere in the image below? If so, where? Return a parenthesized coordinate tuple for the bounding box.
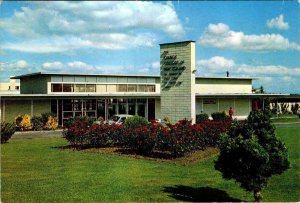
(215, 110, 290, 202)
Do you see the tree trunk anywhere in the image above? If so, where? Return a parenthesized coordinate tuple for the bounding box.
(254, 189, 263, 202)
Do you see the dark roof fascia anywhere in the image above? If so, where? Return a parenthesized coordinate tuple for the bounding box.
(159, 40, 196, 46)
(11, 72, 256, 80)
(11, 72, 160, 79)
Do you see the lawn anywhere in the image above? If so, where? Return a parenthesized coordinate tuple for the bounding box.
(271, 114, 300, 123)
(1, 125, 299, 202)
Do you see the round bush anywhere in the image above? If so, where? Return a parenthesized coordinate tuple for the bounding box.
(31, 116, 43, 131)
(1, 122, 16, 143)
(124, 115, 148, 129)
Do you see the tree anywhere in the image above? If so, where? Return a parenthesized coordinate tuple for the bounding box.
(215, 110, 290, 202)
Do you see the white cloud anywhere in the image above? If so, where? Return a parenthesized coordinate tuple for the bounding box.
(0, 60, 29, 71)
(197, 56, 300, 76)
(0, 1, 184, 53)
(199, 23, 300, 52)
(197, 56, 235, 71)
(266, 14, 289, 30)
(2, 33, 156, 53)
(42, 61, 64, 70)
(138, 61, 160, 74)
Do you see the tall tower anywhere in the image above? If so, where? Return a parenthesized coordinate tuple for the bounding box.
(160, 41, 196, 123)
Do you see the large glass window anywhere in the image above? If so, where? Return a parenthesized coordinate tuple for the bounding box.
(63, 84, 73, 92)
(107, 99, 117, 119)
(107, 85, 117, 92)
(63, 99, 72, 111)
(97, 99, 106, 119)
(128, 84, 137, 92)
(75, 84, 86, 92)
(86, 84, 96, 92)
(147, 85, 155, 92)
(52, 84, 62, 92)
(118, 99, 127, 114)
(117, 84, 127, 92)
(138, 85, 147, 92)
(85, 99, 96, 111)
(96, 84, 106, 92)
(73, 99, 82, 111)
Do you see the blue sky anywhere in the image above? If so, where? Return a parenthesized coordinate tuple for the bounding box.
(0, 1, 299, 93)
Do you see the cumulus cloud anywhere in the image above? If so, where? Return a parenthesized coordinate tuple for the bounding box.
(197, 56, 235, 71)
(138, 61, 160, 74)
(199, 23, 300, 52)
(0, 1, 184, 53)
(197, 56, 300, 93)
(197, 56, 300, 76)
(266, 14, 289, 30)
(0, 60, 29, 71)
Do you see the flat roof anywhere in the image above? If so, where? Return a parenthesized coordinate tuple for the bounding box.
(11, 72, 160, 79)
(11, 72, 255, 80)
(196, 76, 256, 80)
(159, 40, 196, 46)
(196, 93, 290, 98)
(1, 93, 295, 99)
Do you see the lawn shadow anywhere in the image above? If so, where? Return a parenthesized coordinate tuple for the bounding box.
(115, 148, 176, 159)
(163, 185, 243, 202)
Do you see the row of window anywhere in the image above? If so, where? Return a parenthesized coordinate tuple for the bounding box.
(51, 83, 156, 93)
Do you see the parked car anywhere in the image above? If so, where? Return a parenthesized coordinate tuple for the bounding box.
(106, 114, 133, 125)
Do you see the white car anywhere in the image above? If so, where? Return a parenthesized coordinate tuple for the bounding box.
(106, 114, 133, 125)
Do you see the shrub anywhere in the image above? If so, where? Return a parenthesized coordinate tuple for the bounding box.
(196, 113, 209, 123)
(1, 122, 16, 143)
(15, 114, 32, 130)
(124, 115, 148, 129)
(41, 112, 58, 130)
(199, 121, 232, 147)
(31, 116, 43, 131)
(211, 112, 228, 122)
(63, 118, 126, 147)
(215, 110, 290, 202)
(126, 126, 156, 154)
(64, 116, 94, 129)
(44, 115, 58, 130)
(41, 112, 56, 125)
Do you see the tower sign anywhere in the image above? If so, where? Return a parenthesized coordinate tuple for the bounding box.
(160, 41, 196, 123)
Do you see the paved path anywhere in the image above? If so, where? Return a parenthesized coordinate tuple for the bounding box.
(12, 129, 64, 140)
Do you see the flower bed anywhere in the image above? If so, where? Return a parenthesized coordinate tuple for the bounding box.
(63, 118, 231, 157)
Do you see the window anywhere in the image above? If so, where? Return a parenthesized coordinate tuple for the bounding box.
(147, 85, 155, 92)
(63, 84, 73, 92)
(86, 84, 96, 92)
(107, 85, 117, 92)
(15, 86, 20, 90)
(138, 85, 147, 92)
(117, 84, 127, 92)
(96, 84, 106, 92)
(52, 84, 62, 92)
(75, 84, 85, 92)
(128, 84, 137, 92)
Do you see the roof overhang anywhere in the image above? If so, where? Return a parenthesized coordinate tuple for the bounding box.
(195, 93, 291, 98)
(0, 93, 161, 100)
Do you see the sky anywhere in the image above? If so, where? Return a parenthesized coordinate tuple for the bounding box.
(0, 1, 299, 94)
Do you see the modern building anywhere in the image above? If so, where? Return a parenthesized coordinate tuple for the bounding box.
(0, 41, 290, 125)
(0, 79, 20, 94)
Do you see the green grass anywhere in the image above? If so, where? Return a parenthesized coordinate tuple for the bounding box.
(271, 114, 300, 123)
(271, 118, 300, 123)
(1, 126, 299, 202)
